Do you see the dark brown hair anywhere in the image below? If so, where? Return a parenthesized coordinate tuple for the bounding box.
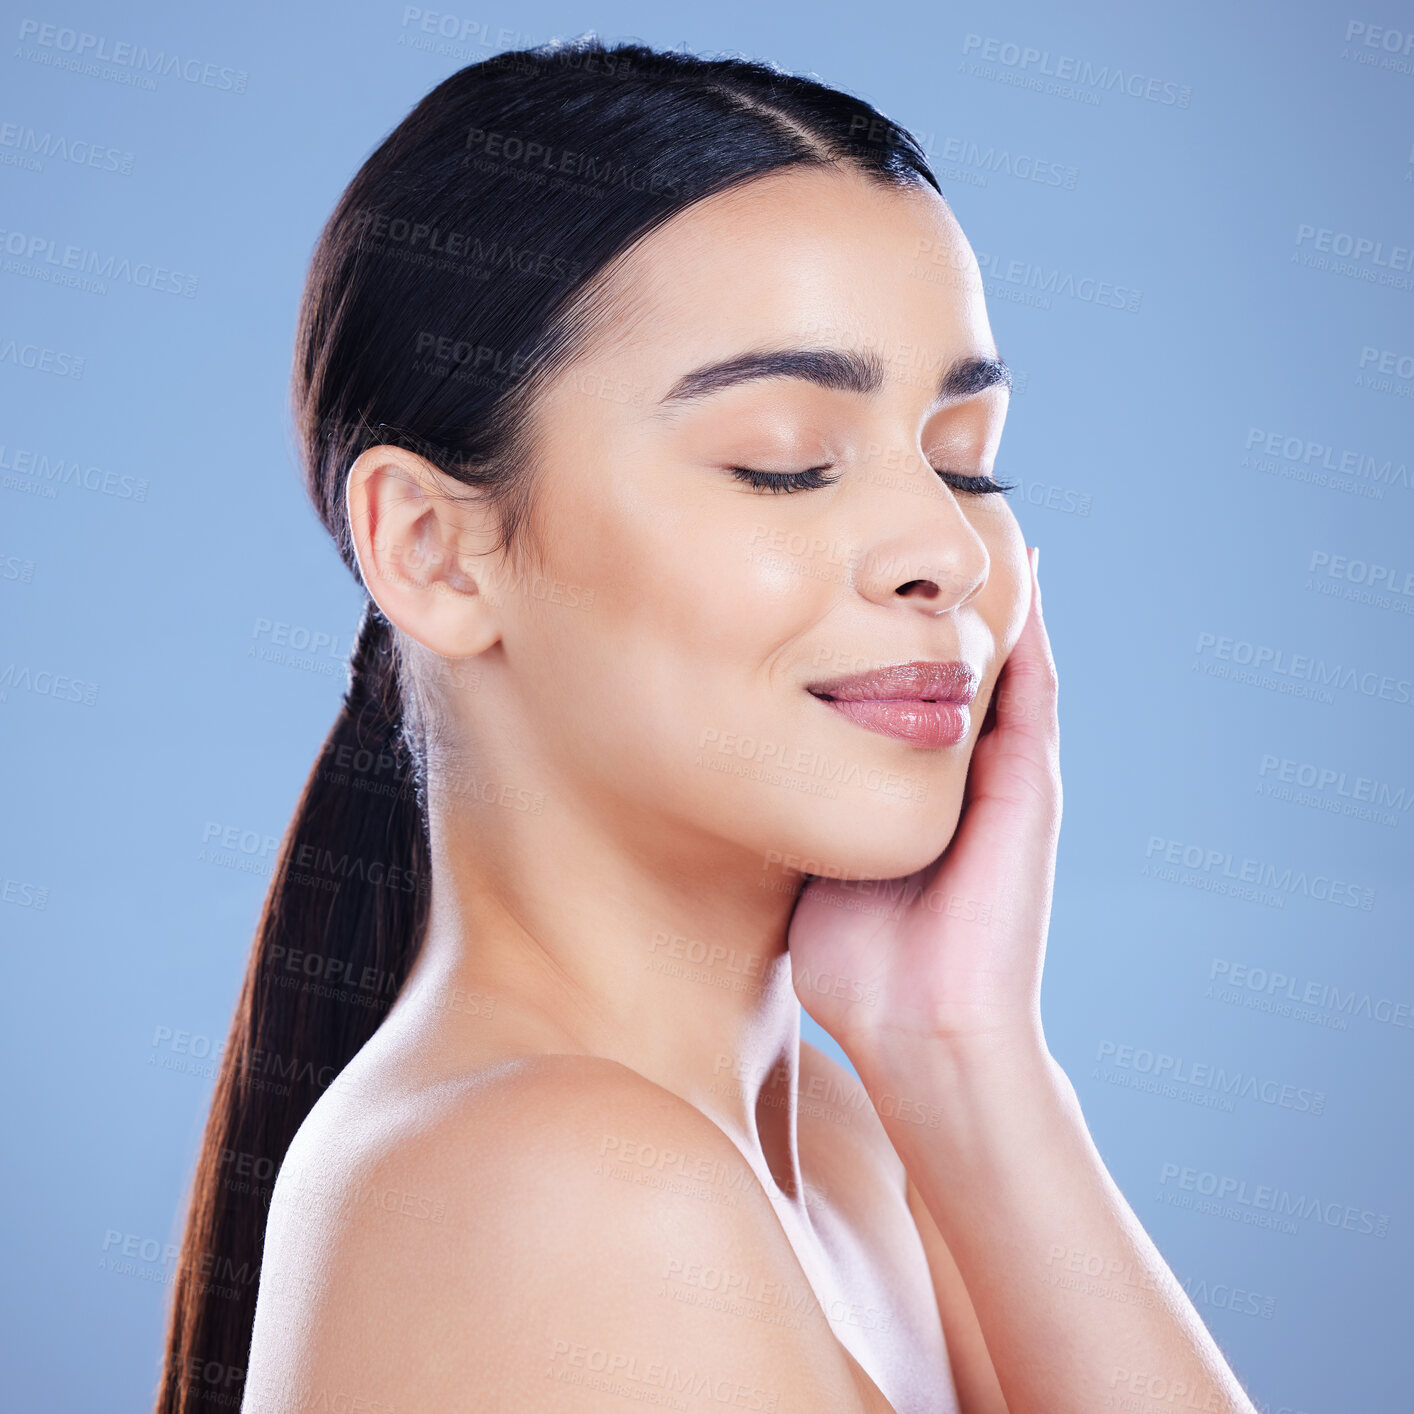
(154, 33, 939, 1412)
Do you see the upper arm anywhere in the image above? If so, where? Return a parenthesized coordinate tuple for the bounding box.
(905, 1175, 1010, 1414)
(244, 1055, 876, 1413)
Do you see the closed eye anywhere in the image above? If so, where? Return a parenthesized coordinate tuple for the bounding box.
(728, 465, 1016, 496)
(937, 471, 1017, 496)
(728, 465, 840, 493)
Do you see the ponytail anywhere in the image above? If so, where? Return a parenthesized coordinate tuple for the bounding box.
(153, 604, 429, 1413)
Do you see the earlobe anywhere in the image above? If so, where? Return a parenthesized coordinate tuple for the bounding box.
(344, 446, 502, 660)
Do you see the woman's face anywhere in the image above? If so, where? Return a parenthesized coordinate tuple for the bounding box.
(466, 163, 1030, 884)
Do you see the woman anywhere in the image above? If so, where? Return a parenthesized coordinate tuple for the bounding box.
(156, 35, 1261, 1414)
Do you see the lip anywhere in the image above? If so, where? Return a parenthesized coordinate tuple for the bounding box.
(806, 660, 977, 749)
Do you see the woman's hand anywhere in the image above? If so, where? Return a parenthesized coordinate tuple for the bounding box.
(786, 550, 1262, 1414)
(787, 545, 1060, 1071)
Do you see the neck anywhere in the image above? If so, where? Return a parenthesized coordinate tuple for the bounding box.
(386, 768, 811, 1195)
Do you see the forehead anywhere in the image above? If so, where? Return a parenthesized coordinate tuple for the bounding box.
(562, 164, 992, 402)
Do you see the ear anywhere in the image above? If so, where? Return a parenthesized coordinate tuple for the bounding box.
(345, 445, 503, 659)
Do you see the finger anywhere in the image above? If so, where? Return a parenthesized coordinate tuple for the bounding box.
(987, 547, 1057, 743)
(947, 547, 1062, 881)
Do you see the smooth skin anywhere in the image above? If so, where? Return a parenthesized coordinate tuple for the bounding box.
(242, 165, 1260, 1414)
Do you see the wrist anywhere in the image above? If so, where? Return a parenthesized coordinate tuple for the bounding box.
(845, 1014, 1056, 1091)
(848, 1026, 1078, 1151)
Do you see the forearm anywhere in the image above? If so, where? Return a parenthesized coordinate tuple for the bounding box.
(852, 1036, 1260, 1414)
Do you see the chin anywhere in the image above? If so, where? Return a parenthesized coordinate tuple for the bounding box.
(754, 782, 966, 890)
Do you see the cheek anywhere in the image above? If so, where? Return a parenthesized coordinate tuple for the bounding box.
(507, 484, 795, 732)
(536, 475, 818, 672)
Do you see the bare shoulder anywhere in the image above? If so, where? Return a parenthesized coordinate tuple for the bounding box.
(244, 1052, 878, 1414)
(797, 1038, 906, 1197)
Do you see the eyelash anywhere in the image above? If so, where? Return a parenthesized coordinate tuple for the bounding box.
(728, 465, 1017, 497)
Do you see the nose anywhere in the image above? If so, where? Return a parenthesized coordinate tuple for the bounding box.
(851, 478, 989, 616)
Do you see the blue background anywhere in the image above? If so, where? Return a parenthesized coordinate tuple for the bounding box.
(2, 2, 1411, 1410)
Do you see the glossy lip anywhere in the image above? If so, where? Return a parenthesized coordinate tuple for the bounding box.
(805, 660, 978, 749)
(805, 660, 979, 704)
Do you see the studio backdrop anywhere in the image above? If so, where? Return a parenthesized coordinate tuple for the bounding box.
(1, 2, 1410, 1411)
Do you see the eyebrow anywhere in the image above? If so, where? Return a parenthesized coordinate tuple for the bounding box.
(652, 347, 1011, 414)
